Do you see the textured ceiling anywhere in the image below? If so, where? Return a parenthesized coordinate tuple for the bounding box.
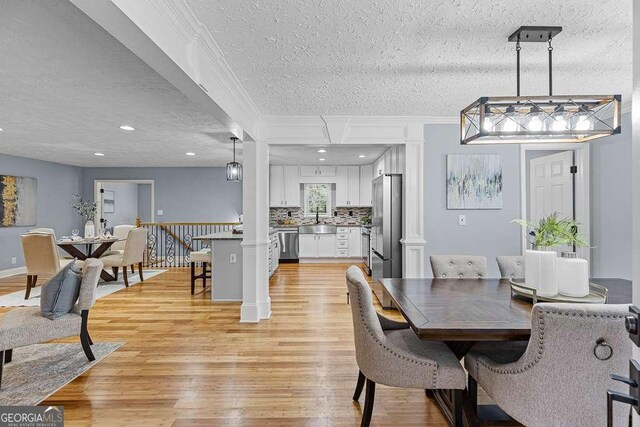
(269, 145, 389, 165)
(0, 0, 236, 167)
(186, 0, 632, 116)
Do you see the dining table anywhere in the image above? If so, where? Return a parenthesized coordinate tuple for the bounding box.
(377, 277, 633, 426)
(57, 237, 125, 282)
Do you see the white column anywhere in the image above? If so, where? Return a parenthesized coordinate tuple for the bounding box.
(240, 140, 271, 322)
(401, 128, 427, 278)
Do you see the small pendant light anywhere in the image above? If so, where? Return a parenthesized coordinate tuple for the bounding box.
(226, 136, 243, 181)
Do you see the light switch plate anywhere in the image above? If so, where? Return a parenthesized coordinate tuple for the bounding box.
(458, 215, 467, 226)
(11, 257, 16, 265)
(157, 210, 164, 216)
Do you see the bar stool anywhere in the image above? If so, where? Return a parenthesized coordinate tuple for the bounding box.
(189, 249, 211, 295)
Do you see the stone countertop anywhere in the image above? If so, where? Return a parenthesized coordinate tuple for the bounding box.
(193, 232, 243, 241)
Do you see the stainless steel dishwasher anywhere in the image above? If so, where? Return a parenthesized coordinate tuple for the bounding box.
(278, 229, 299, 262)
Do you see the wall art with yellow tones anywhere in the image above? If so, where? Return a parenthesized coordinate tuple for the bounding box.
(0, 175, 37, 227)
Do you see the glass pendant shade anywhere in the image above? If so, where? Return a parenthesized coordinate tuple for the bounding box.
(460, 95, 621, 144)
(226, 161, 243, 181)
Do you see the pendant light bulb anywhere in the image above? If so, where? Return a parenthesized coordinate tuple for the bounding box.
(527, 106, 545, 132)
(551, 106, 570, 133)
(501, 106, 519, 132)
(482, 105, 495, 132)
(573, 105, 594, 131)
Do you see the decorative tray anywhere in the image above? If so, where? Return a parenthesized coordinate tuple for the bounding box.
(509, 279, 608, 304)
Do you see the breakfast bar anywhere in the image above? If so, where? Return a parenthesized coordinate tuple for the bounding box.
(193, 232, 243, 301)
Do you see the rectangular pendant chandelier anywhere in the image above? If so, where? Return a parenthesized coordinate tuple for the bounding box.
(460, 26, 622, 145)
(460, 95, 621, 145)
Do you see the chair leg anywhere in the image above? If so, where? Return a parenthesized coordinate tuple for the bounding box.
(131, 265, 135, 274)
(138, 262, 144, 282)
(80, 310, 95, 362)
(202, 263, 207, 288)
(24, 275, 33, 300)
(0, 350, 4, 389)
(353, 370, 365, 401)
(361, 379, 375, 427)
(122, 268, 129, 287)
(87, 333, 93, 346)
(452, 388, 463, 427)
(190, 262, 196, 295)
(468, 375, 478, 416)
(4, 349, 12, 364)
(112, 267, 119, 281)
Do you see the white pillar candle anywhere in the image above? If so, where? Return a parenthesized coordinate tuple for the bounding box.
(557, 252, 589, 297)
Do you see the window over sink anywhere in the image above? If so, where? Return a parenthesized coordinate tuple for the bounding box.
(304, 183, 331, 217)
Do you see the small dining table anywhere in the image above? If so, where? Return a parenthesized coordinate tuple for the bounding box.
(378, 277, 632, 426)
(57, 237, 125, 282)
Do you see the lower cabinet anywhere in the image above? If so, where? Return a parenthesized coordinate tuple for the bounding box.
(268, 234, 279, 277)
(299, 228, 362, 260)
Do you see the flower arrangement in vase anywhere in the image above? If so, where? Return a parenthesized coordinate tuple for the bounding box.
(513, 213, 588, 297)
(70, 195, 98, 238)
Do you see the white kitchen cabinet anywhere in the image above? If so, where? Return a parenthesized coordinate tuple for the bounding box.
(269, 165, 300, 207)
(335, 166, 360, 207)
(300, 165, 336, 177)
(348, 227, 362, 257)
(268, 233, 279, 277)
(359, 164, 373, 206)
(299, 234, 336, 258)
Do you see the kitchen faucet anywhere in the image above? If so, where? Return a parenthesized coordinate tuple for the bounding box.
(316, 207, 320, 224)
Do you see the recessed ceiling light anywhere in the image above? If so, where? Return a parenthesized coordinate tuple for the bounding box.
(0, 128, 4, 131)
(358, 154, 366, 158)
(94, 152, 105, 156)
(185, 152, 196, 156)
(319, 158, 326, 161)
(119, 125, 135, 131)
(318, 149, 326, 153)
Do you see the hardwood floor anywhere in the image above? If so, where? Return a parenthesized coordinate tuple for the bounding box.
(0, 263, 449, 426)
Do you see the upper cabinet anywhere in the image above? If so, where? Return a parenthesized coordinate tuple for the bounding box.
(336, 166, 360, 207)
(373, 146, 404, 177)
(359, 164, 373, 207)
(269, 165, 300, 207)
(299, 165, 336, 177)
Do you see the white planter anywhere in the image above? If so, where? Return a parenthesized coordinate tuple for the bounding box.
(557, 254, 589, 297)
(524, 249, 558, 297)
(84, 221, 95, 239)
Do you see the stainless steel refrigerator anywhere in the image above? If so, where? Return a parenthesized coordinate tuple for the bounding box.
(370, 173, 402, 308)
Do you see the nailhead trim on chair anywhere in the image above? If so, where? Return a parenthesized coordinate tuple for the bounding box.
(475, 309, 626, 375)
(352, 280, 439, 388)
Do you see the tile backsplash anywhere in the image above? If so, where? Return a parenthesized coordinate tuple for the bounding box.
(270, 207, 372, 226)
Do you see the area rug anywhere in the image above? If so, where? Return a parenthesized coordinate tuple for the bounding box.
(0, 270, 166, 307)
(0, 342, 122, 406)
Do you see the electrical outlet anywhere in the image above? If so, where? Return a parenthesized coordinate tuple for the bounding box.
(458, 215, 467, 226)
(10, 257, 17, 265)
(229, 253, 237, 263)
(157, 210, 164, 216)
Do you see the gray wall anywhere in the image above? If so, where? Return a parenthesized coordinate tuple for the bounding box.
(137, 183, 152, 222)
(82, 167, 242, 223)
(101, 182, 138, 227)
(590, 114, 632, 279)
(424, 124, 522, 278)
(0, 154, 83, 270)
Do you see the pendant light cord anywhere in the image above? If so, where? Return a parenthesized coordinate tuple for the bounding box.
(548, 38, 553, 96)
(516, 37, 521, 97)
(233, 138, 236, 162)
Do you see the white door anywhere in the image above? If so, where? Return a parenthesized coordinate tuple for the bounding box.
(335, 166, 350, 206)
(529, 151, 574, 250)
(347, 166, 360, 206)
(317, 234, 336, 257)
(283, 166, 300, 207)
(299, 234, 317, 258)
(359, 164, 373, 206)
(269, 166, 284, 207)
(348, 227, 362, 257)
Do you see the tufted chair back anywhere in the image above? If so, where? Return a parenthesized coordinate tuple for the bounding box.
(496, 256, 524, 279)
(430, 255, 487, 279)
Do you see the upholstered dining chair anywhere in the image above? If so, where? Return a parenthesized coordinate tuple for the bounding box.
(100, 228, 147, 287)
(21, 233, 69, 299)
(465, 303, 631, 427)
(496, 256, 524, 279)
(430, 255, 487, 279)
(345, 266, 466, 427)
(101, 224, 136, 271)
(0, 258, 103, 389)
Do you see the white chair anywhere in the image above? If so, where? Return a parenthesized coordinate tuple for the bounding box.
(101, 225, 136, 272)
(100, 228, 147, 287)
(496, 256, 524, 279)
(430, 255, 487, 279)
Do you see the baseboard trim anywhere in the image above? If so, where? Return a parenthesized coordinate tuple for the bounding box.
(0, 266, 26, 279)
(299, 258, 364, 264)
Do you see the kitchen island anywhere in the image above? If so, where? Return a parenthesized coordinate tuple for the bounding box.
(193, 232, 243, 302)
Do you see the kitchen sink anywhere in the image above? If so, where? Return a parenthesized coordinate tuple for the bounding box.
(298, 225, 337, 234)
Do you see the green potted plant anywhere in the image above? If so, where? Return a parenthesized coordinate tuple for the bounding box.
(512, 213, 588, 297)
(71, 195, 98, 238)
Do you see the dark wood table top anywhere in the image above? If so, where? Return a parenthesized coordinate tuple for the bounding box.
(379, 278, 632, 342)
(57, 237, 124, 246)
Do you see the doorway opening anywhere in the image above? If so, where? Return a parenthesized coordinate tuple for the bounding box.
(520, 145, 590, 261)
(94, 180, 154, 232)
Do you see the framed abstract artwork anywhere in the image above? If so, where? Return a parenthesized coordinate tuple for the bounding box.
(103, 190, 115, 213)
(446, 154, 502, 210)
(0, 175, 37, 227)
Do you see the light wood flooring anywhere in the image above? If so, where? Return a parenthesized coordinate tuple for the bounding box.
(0, 263, 450, 426)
